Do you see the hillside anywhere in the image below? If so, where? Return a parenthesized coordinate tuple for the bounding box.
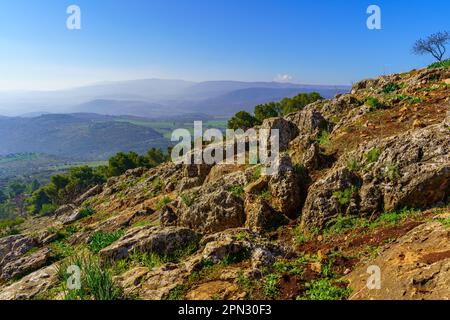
(0, 114, 167, 160)
(0, 66, 448, 300)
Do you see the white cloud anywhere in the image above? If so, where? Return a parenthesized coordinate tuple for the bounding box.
(273, 74, 293, 83)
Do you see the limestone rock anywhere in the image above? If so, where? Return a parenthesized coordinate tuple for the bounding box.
(99, 226, 198, 261)
(0, 264, 58, 300)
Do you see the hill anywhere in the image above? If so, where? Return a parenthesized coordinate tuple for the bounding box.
(0, 66, 448, 300)
(0, 114, 167, 160)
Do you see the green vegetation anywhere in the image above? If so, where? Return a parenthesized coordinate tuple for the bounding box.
(302, 279, 351, 300)
(386, 163, 400, 182)
(333, 186, 357, 206)
(88, 231, 124, 253)
(396, 95, 423, 104)
(262, 274, 281, 299)
(155, 196, 172, 210)
(27, 148, 169, 216)
(428, 59, 450, 69)
(58, 254, 122, 300)
(346, 157, 359, 172)
(0, 216, 24, 237)
(79, 206, 96, 219)
(181, 192, 196, 207)
(383, 83, 400, 94)
(317, 129, 331, 147)
(365, 147, 381, 164)
(228, 185, 244, 198)
(365, 97, 384, 111)
(228, 92, 322, 129)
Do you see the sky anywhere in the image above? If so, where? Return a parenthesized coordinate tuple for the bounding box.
(0, 0, 449, 91)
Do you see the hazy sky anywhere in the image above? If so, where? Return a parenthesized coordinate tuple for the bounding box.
(0, 0, 449, 91)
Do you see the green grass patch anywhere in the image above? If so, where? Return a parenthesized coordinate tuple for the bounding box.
(301, 279, 351, 300)
(88, 231, 123, 253)
(365, 147, 381, 165)
(428, 59, 450, 69)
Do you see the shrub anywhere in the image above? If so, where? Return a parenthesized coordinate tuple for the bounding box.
(346, 158, 359, 172)
(333, 186, 357, 206)
(88, 231, 123, 253)
(155, 196, 171, 210)
(365, 97, 384, 111)
(303, 279, 351, 300)
(262, 274, 281, 299)
(58, 254, 122, 300)
(79, 206, 96, 218)
(181, 193, 196, 207)
(317, 129, 331, 147)
(428, 59, 450, 69)
(0, 217, 25, 237)
(39, 203, 57, 216)
(228, 186, 244, 198)
(383, 83, 400, 94)
(365, 148, 381, 164)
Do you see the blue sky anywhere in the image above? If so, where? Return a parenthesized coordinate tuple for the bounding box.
(0, 0, 449, 90)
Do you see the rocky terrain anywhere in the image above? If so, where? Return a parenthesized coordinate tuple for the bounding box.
(0, 66, 449, 300)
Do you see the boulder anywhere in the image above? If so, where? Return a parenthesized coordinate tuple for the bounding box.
(301, 123, 450, 232)
(177, 172, 247, 234)
(0, 264, 58, 300)
(0, 248, 52, 281)
(99, 226, 199, 261)
(74, 185, 103, 206)
(260, 117, 299, 150)
(244, 195, 287, 232)
(0, 235, 37, 278)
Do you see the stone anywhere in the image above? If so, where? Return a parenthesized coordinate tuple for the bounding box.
(0, 264, 58, 300)
(99, 226, 199, 261)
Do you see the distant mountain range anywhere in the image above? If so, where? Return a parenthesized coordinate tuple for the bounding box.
(0, 79, 350, 118)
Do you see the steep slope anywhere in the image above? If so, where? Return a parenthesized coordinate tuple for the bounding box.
(0, 66, 448, 300)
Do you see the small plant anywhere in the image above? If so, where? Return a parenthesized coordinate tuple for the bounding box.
(228, 185, 244, 198)
(39, 203, 57, 216)
(88, 230, 123, 253)
(365, 148, 381, 164)
(50, 241, 75, 259)
(366, 97, 384, 111)
(0, 217, 25, 237)
(155, 196, 171, 210)
(302, 279, 351, 300)
(79, 206, 96, 218)
(167, 284, 187, 300)
(252, 166, 262, 181)
(383, 83, 400, 94)
(181, 193, 196, 207)
(333, 186, 357, 206)
(386, 163, 400, 182)
(262, 274, 281, 299)
(58, 254, 122, 300)
(317, 129, 331, 147)
(346, 157, 359, 172)
(428, 59, 450, 69)
(221, 248, 251, 266)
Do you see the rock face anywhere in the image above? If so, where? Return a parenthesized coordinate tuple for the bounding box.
(0, 248, 52, 281)
(301, 123, 450, 231)
(0, 264, 58, 300)
(99, 226, 199, 261)
(74, 185, 103, 206)
(346, 222, 450, 300)
(260, 117, 299, 151)
(177, 172, 247, 234)
(0, 235, 37, 281)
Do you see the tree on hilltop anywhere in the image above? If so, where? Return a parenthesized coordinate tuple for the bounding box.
(413, 31, 450, 62)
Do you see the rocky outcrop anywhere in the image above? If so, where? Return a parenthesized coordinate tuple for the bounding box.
(0, 264, 58, 300)
(0, 235, 37, 281)
(74, 185, 103, 206)
(301, 122, 450, 232)
(346, 221, 450, 300)
(260, 117, 299, 150)
(0, 248, 52, 281)
(177, 172, 247, 234)
(99, 226, 199, 261)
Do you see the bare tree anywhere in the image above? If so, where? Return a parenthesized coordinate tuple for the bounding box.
(412, 31, 450, 62)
